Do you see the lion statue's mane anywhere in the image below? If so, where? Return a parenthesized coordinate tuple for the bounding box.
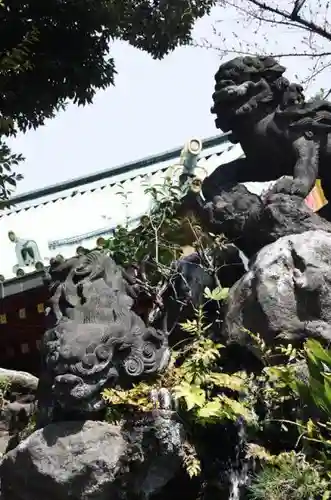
(211, 55, 331, 142)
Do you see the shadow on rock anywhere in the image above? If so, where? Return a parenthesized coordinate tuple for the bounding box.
(0, 414, 185, 500)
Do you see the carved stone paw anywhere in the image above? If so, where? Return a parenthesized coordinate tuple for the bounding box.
(149, 388, 174, 411)
(266, 176, 295, 197)
(288, 179, 312, 198)
(267, 176, 310, 199)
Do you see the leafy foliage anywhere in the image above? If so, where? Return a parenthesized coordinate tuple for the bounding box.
(246, 337, 331, 498)
(102, 174, 207, 299)
(248, 451, 329, 500)
(105, 176, 186, 268)
(204, 285, 230, 302)
(172, 299, 255, 427)
(0, 0, 216, 133)
(102, 381, 154, 418)
(0, 141, 24, 201)
(102, 286, 255, 477)
(302, 339, 331, 416)
(0, 0, 216, 200)
(181, 441, 202, 478)
(0, 30, 31, 201)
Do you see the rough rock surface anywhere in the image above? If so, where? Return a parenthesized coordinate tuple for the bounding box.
(223, 230, 331, 352)
(198, 180, 331, 258)
(0, 415, 184, 500)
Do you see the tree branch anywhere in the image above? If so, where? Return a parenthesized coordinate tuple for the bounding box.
(222, 0, 312, 32)
(290, 0, 307, 20)
(195, 37, 331, 59)
(245, 0, 331, 42)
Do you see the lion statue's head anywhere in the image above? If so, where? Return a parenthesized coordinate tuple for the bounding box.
(210, 55, 307, 139)
(40, 251, 170, 417)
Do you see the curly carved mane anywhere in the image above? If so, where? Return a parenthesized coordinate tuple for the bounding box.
(211, 55, 331, 140)
(41, 251, 170, 413)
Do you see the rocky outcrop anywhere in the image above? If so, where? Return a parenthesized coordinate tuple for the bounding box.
(223, 230, 331, 352)
(0, 368, 38, 457)
(197, 180, 331, 258)
(0, 414, 184, 500)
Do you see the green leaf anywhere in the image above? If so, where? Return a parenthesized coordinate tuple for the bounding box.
(204, 286, 229, 302)
(180, 319, 198, 335)
(305, 347, 325, 384)
(305, 339, 331, 367)
(324, 377, 331, 409)
(309, 377, 331, 415)
(185, 458, 201, 478)
(173, 382, 205, 411)
(295, 378, 312, 403)
(197, 398, 222, 419)
(6, 176, 16, 186)
(207, 372, 245, 392)
(219, 395, 256, 423)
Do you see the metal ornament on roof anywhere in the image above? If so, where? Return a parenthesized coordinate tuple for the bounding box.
(8, 230, 44, 277)
(180, 138, 202, 175)
(178, 138, 208, 188)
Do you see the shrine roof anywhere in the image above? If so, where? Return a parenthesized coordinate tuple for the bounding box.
(0, 132, 245, 283)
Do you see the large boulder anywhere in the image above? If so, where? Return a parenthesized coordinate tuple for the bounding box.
(198, 181, 331, 259)
(0, 414, 184, 500)
(223, 230, 331, 353)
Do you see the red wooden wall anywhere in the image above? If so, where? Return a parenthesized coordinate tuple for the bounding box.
(0, 286, 48, 374)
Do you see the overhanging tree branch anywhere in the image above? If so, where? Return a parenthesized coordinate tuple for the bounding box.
(200, 0, 331, 92)
(244, 0, 331, 41)
(290, 0, 307, 20)
(221, 0, 311, 31)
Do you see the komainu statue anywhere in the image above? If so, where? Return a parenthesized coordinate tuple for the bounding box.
(36, 250, 171, 426)
(207, 55, 331, 206)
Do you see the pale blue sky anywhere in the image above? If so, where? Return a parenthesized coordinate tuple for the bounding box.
(11, 39, 219, 194)
(9, 3, 329, 194)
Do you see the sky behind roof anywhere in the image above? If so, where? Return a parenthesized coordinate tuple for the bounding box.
(9, 3, 329, 194)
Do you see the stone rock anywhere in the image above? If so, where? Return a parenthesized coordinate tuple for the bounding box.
(0, 380, 37, 457)
(198, 180, 331, 258)
(0, 368, 38, 394)
(223, 230, 331, 353)
(0, 415, 185, 500)
(0, 433, 9, 456)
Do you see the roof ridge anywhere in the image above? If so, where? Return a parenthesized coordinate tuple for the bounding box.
(2, 133, 229, 210)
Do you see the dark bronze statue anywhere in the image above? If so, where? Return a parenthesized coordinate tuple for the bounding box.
(36, 250, 170, 426)
(204, 55, 331, 208)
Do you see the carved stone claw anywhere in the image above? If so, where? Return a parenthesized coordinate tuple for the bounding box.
(149, 388, 159, 409)
(149, 388, 174, 411)
(158, 388, 172, 410)
(266, 176, 294, 197)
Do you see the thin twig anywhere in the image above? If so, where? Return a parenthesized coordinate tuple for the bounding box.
(243, 0, 331, 41)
